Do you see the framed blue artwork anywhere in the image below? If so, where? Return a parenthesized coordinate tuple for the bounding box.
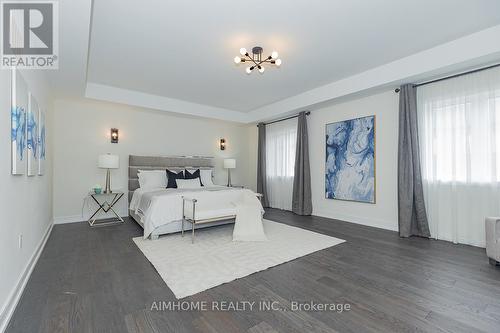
(27, 93, 39, 176)
(325, 115, 375, 203)
(11, 69, 28, 175)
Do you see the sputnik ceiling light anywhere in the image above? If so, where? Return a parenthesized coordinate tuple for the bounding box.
(234, 46, 282, 74)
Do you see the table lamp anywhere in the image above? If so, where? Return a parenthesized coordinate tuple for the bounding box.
(98, 154, 119, 193)
(223, 158, 236, 187)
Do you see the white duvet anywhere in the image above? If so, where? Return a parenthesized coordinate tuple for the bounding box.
(130, 186, 265, 240)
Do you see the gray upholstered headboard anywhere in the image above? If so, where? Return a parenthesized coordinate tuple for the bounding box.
(128, 155, 215, 202)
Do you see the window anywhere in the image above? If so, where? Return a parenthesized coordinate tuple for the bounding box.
(417, 66, 500, 246)
(418, 78, 500, 183)
(265, 117, 297, 210)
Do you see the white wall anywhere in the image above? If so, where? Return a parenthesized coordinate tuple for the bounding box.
(0, 70, 53, 330)
(309, 90, 399, 231)
(52, 99, 257, 223)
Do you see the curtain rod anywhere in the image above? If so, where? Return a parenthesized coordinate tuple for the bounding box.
(394, 62, 500, 93)
(258, 111, 311, 126)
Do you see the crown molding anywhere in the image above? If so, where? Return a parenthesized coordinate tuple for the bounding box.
(85, 83, 252, 123)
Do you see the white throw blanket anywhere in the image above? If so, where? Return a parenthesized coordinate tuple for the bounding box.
(233, 191, 267, 242)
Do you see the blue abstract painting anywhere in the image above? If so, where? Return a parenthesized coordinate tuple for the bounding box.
(11, 70, 28, 175)
(325, 115, 375, 203)
(27, 94, 39, 176)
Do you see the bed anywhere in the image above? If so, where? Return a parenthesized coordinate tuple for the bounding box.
(128, 155, 260, 240)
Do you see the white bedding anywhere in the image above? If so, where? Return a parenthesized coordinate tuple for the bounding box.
(130, 186, 263, 239)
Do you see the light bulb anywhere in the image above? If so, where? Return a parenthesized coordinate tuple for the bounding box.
(275, 59, 282, 67)
(246, 67, 252, 74)
(234, 56, 241, 64)
(258, 67, 265, 74)
(240, 48, 247, 56)
(271, 51, 279, 59)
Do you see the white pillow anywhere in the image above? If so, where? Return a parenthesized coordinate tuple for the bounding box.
(187, 169, 214, 186)
(138, 170, 167, 189)
(200, 169, 214, 186)
(176, 178, 202, 189)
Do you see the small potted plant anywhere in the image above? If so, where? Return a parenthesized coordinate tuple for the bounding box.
(93, 184, 103, 194)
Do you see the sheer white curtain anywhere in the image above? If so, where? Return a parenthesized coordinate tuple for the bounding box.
(266, 117, 297, 210)
(417, 66, 500, 247)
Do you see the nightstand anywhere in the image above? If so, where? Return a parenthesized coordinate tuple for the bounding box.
(87, 191, 125, 227)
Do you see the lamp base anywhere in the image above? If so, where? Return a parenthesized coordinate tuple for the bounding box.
(227, 169, 232, 187)
(104, 169, 112, 193)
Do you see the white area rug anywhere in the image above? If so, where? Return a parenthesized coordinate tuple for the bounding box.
(133, 219, 345, 299)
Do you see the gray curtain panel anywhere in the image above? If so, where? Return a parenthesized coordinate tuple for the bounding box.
(292, 112, 313, 215)
(398, 84, 431, 238)
(257, 123, 270, 207)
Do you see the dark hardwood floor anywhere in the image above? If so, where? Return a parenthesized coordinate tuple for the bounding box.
(6, 209, 500, 333)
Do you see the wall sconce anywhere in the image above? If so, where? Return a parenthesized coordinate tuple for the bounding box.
(111, 128, 119, 143)
(220, 138, 226, 150)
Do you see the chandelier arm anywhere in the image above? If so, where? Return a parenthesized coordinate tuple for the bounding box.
(242, 57, 273, 69)
(247, 55, 260, 67)
(255, 59, 271, 66)
(247, 53, 265, 67)
(243, 56, 258, 71)
(257, 55, 273, 65)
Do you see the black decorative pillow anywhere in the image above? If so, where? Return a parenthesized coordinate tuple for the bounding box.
(166, 169, 184, 188)
(185, 169, 203, 186)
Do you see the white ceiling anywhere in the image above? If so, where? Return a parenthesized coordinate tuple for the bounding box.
(45, 0, 92, 99)
(48, 0, 500, 122)
(85, 0, 500, 113)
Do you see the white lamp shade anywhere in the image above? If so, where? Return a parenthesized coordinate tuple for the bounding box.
(223, 159, 236, 169)
(98, 154, 119, 169)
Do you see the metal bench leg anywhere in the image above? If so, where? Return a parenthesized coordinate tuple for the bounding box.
(181, 197, 185, 237)
(192, 221, 195, 243)
(191, 200, 196, 243)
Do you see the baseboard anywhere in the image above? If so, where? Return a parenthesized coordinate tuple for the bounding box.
(430, 235, 485, 248)
(0, 221, 53, 333)
(54, 214, 129, 224)
(53, 214, 85, 224)
(313, 210, 398, 232)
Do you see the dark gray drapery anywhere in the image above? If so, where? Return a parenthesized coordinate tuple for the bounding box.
(398, 84, 430, 238)
(292, 112, 312, 215)
(257, 123, 269, 207)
